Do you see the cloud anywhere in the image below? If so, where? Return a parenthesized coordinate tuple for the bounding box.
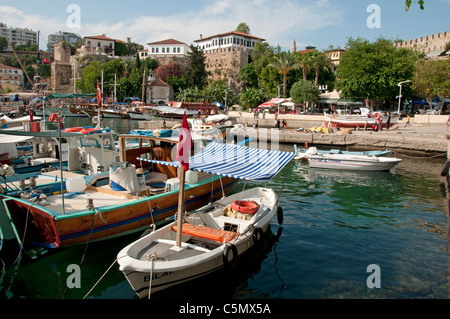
(1, 0, 345, 51)
(82, 0, 345, 50)
(0, 6, 67, 47)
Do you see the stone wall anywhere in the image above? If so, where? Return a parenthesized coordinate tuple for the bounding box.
(51, 63, 72, 93)
(203, 47, 250, 93)
(394, 30, 450, 54)
(150, 56, 190, 73)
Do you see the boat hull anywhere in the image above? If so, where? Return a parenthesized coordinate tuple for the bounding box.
(324, 113, 400, 129)
(118, 187, 277, 298)
(307, 155, 402, 171)
(1, 176, 238, 248)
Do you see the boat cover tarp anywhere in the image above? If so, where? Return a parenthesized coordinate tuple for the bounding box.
(137, 142, 295, 181)
(153, 105, 199, 116)
(45, 93, 97, 99)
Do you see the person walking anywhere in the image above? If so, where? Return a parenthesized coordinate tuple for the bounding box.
(405, 114, 411, 127)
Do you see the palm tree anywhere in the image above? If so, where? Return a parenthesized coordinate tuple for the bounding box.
(310, 51, 332, 86)
(268, 51, 298, 96)
(295, 52, 313, 81)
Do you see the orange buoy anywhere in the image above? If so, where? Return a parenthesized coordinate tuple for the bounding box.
(231, 200, 260, 215)
(80, 128, 100, 134)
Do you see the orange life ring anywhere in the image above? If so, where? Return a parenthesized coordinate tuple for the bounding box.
(65, 127, 83, 132)
(49, 113, 60, 122)
(231, 200, 260, 215)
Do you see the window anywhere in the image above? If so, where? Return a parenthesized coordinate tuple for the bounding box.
(167, 47, 169, 52)
(162, 47, 165, 53)
(177, 47, 180, 53)
(173, 47, 176, 53)
(97, 42, 101, 47)
(152, 48, 155, 53)
(156, 48, 159, 53)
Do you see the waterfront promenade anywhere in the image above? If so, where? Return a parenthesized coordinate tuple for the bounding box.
(228, 112, 450, 156)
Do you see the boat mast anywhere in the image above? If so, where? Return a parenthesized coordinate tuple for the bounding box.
(0, 27, 34, 90)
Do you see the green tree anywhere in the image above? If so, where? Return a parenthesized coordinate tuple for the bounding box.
(290, 80, 320, 109)
(405, 0, 424, 11)
(335, 37, 419, 106)
(238, 87, 268, 110)
(295, 51, 313, 81)
(268, 51, 298, 97)
(185, 45, 208, 89)
(235, 23, 251, 34)
(0, 37, 8, 51)
(413, 59, 450, 112)
(309, 51, 332, 86)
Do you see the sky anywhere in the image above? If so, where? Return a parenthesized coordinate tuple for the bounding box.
(0, 0, 449, 52)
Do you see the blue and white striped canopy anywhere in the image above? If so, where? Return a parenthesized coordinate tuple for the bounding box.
(137, 142, 295, 181)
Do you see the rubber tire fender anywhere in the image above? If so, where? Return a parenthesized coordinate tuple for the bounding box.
(222, 244, 238, 269)
(252, 227, 264, 247)
(277, 206, 284, 225)
(441, 161, 450, 177)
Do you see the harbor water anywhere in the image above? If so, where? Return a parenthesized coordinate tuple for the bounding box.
(0, 117, 449, 299)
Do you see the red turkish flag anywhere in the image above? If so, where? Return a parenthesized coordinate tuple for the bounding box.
(43, 58, 50, 64)
(176, 111, 192, 171)
(96, 81, 102, 108)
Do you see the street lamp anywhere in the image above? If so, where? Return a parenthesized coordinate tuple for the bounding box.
(397, 80, 411, 114)
(277, 84, 284, 98)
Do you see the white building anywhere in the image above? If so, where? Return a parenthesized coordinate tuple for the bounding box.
(82, 35, 117, 57)
(0, 24, 37, 50)
(140, 39, 191, 59)
(194, 31, 265, 52)
(47, 31, 82, 52)
(0, 63, 24, 86)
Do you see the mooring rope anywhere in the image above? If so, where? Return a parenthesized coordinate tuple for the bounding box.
(83, 257, 120, 299)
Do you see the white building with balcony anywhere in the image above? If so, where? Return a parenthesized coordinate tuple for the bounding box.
(140, 39, 191, 59)
(194, 31, 265, 52)
(47, 31, 82, 52)
(0, 24, 37, 51)
(81, 35, 117, 57)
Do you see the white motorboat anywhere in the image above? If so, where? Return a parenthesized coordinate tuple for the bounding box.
(304, 147, 402, 171)
(294, 145, 392, 160)
(117, 141, 294, 298)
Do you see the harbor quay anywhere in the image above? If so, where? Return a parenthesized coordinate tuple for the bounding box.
(228, 112, 450, 157)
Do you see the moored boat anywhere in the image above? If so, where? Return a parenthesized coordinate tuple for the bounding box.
(324, 112, 400, 130)
(0, 132, 238, 249)
(117, 141, 294, 298)
(294, 145, 392, 160)
(303, 147, 402, 171)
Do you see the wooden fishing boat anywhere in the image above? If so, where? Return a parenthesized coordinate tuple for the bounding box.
(324, 112, 400, 130)
(0, 132, 238, 249)
(117, 141, 294, 298)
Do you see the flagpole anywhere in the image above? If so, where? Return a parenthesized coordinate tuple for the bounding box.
(175, 111, 192, 248)
(176, 166, 186, 247)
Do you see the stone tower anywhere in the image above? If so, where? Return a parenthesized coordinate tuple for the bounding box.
(291, 39, 297, 53)
(51, 42, 72, 93)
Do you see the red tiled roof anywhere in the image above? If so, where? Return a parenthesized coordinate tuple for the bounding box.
(296, 49, 316, 54)
(149, 78, 172, 87)
(194, 31, 265, 42)
(84, 35, 117, 41)
(148, 38, 186, 46)
(0, 63, 21, 71)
